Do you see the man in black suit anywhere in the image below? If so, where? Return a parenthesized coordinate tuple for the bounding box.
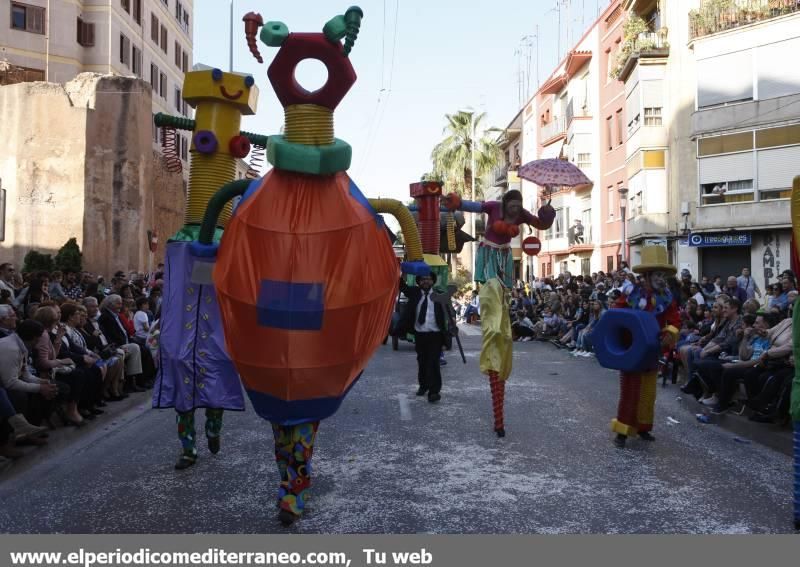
(398, 273, 451, 403)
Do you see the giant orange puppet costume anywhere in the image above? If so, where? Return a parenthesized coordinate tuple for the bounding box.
(593, 245, 680, 448)
(187, 7, 427, 526)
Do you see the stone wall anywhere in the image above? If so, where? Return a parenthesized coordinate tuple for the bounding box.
(0, 73, 185, 276)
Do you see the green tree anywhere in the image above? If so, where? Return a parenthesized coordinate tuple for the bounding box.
(22, 250, 54, 273)
(54, 237, 83, 273)
(430, 111, 503, 200)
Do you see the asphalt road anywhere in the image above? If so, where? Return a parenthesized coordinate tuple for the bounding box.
(0, 326, 794, 533)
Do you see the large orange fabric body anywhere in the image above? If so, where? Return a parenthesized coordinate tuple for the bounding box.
(214, 169, 399, 425)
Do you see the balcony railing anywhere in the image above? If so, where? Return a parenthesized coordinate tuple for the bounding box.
(488, 164, 508, 187)
(689, 0, 800, 41)
(540, 117, 566, 143)
(566, 99, 591, 125)
(611, 29, 669, 81)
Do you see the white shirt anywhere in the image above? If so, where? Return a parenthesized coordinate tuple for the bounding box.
(133, 310, 150, 340)
(692, 292, 706, 305)
(414, 291, 440, 333)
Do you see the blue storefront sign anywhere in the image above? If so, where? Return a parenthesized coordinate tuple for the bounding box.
(687, 232, 751, 247)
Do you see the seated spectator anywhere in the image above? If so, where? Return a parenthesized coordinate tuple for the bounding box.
(48, 271, 67, 303)
(703, 312, 792, 415)
(61, 303, 123, 413)
(532, 307, 562, 340)
(119, 299, 137, 338)
(700, 276, 717, 302)
(557, 299, 589, 348)
(31, 307, 86, 426)
(0, 304, 17, 339)
(681, 299, 742, 394)
(0, 263, 16, 299)
(62, 271, 84, 301)
(772, 275, 797, 311)
(462, 291, 480, 323)
(98, 295, 155, 389)
(723, 276, 748, 304)
(133, 297, 151, 343)
(512, 310, 536, 341)
(571, 299, 604, 357)
(689, 282, 706, 305)
(681, 298, 744, 403)
(79, 299, 127, 400)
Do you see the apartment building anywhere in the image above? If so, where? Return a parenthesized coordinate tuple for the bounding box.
(534, 22, 602, 278)
(1, 0, 193, 166)
(597, 0, 628, 274)
(685, 1, 798, 290)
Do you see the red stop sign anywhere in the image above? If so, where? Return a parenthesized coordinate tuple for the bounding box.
(522, 236, 541, 256)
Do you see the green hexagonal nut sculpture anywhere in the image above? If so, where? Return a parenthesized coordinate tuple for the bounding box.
(261, 21, 289, 47)
(267, 136, 352, 175)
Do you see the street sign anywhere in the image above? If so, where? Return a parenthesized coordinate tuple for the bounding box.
(688, 232, 751, 247)
(522, 236, 541, 256)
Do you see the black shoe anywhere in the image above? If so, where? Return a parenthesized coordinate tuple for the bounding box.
(208, 436, 220, 455)
(427, 392, 441, 403)
(614, 434, 627, 448)
(90, 408, 104, 416)
(278, 509, 297, 526)
(415, 387, 428, 396)
(133, 385, 146, 393)
(495, 428, 505, 438)
(96, 400, 107, 407)
(174, 454, 196, 470)
(638, 431, 656, 442)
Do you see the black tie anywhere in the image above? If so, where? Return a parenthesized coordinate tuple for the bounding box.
(418, 292, 428, 326)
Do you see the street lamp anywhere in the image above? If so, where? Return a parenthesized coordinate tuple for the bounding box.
(618, 187, 629, 265)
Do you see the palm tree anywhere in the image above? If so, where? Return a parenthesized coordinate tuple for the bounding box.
(430, 111, 503, 200)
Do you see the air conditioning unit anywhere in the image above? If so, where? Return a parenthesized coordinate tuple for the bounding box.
(680, 201, 690, 215)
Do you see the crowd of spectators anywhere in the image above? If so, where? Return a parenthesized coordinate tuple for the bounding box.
(0, 262, 164, 470)
(453, 263, 797, 426)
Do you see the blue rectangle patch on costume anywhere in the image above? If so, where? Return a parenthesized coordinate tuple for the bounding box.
(257, 280, 325, 330)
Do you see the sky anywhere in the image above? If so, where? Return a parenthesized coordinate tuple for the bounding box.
(194, 0, 609, 205)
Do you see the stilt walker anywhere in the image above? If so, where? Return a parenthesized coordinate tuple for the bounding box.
(152, 68, 264, 470)
(192, 6, 427, 526)
(444, 190, 554, 436)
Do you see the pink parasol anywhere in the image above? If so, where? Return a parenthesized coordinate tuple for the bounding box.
(517, 158, 592, 190)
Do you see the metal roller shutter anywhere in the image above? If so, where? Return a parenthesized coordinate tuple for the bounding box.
(697, 51, 753, 108)
(698, 152, 754, 184)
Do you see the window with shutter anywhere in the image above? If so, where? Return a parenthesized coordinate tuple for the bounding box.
(133, 0, 142, 25)
(77, 18, 95, 47)
(175, 42, 181, 67)
(697, 51, 753, 108)
(161, 26, 168, 52)
(150, 64, 159, 94)
(11, 3, 45, 34)
(183, 12, 189, 32)
(122, 0, 130, 13)
(119, 34, 131, 68)
(151, 14, 159, 42)
(160, 72, 167, 99)
(132, 46, 142, 77)
(182, 52, 188, 73)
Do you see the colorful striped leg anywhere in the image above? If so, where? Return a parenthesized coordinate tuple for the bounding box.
(272, 421, 320, 524)
(489, 371, 505, 437)
(794, 422, 800, 530)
